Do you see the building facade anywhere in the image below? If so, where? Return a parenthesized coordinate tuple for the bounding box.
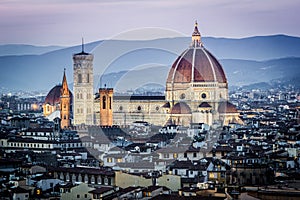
(73, 43, 94, 125)
(45, 22, 241, 127)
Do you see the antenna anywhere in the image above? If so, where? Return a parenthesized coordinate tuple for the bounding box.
(81, 37, 84, 53)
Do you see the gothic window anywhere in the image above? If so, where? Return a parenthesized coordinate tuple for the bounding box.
(78, 74, 82, 83)
(87, 73, 90, 83)
(102, 96, 106, 109)
(64, 115, 66, 120)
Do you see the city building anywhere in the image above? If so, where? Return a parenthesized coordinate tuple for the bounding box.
(42, 70, 72, 128)
(66, 22, 241, 127)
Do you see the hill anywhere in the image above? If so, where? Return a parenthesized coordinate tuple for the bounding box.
(0, 35, 300, 92)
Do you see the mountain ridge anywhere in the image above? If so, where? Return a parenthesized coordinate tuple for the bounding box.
(0, 35, 300, 92)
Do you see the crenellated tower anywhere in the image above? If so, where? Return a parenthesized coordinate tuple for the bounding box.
(99, 87, 113, 126)
(60, 69, 71, 128)
(73, 39, 94, 125)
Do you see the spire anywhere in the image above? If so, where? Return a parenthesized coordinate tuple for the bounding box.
(61, 68, 69, 96)
(191, 20, 202, 47)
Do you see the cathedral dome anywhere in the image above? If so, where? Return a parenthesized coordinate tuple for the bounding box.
(166, 22, 227, 84)
(170, 102, 191, 114)
(44, 85, 62, 105)
(218, 101, 238, 113)
(44, 85, 72, 105)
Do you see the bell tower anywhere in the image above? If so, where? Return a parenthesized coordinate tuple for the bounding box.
(99, 86, 113, 126)
(60, 69, 71, 129)
(73, 39, 94, 125)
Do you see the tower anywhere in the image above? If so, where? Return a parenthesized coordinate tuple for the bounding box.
(99, 87, 113, 126)
(73, 40, 94, 125)
(60, 69, 71, 128)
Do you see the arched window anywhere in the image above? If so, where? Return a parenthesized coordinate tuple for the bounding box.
(78, 74, 82, 83)
(87, 73, 90, 83)
(102, 96, 106, 109)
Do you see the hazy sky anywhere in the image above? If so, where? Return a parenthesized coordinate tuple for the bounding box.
(0, 0, 299, 46)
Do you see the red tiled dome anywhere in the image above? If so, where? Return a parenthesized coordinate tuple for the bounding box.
(170, 102, 191, 114)
(218, 102, 238, 113)
(44, 85, 72, 105)
(44, 85, 62, 105)
(167, 47, 227, 84)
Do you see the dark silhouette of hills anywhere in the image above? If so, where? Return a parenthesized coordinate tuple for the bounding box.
(0, 35, 300, 92)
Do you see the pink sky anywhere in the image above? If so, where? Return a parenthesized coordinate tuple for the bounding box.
(0, 0, 299, 46)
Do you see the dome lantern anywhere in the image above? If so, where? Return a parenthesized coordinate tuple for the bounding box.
(192, 20, 202, 47)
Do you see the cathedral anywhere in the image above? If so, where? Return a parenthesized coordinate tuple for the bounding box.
(43, 22, 242, 128)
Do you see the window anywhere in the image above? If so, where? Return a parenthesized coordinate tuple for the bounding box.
(107, 157, 112, 163)
(102, 96, 106, 109)
(85, 194, 88, 198)
(173, 153, 178, 159)
(184, 152, 187, 158)
(77, 194, 80, 198)
(180, 93, 185, 99)
(193, 152, 197, 157)
(87, 73, 90, 83)
(201, 93, 207, 99)
(78, 74, 82, 83)
(137, 106, 141, 111)
(109, 97, 112, 109)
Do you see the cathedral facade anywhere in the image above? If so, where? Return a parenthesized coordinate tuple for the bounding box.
(44, 22, 241, 128)
(109, 22, 241, 127)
